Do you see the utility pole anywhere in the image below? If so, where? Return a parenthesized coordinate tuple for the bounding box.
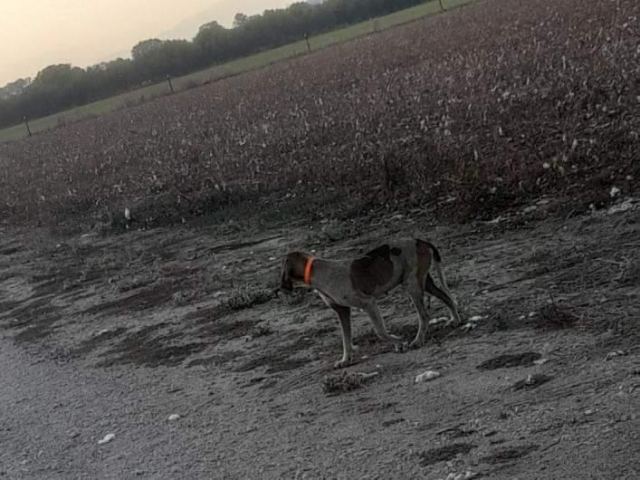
(23, 117, 32, 137)
(166, 75, 175, 94)
(304, 33, 311, 53)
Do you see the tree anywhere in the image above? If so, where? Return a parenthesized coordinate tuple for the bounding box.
(233, 13, 249, 28)
(0, 78, 31, 99)
(131, 39, 164, 61)
(194, 21, 231, 63)
(131, 39, 199, 80)
(0, 0, 429, 129)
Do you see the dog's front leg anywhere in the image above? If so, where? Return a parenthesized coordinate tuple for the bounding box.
(332, 305, 354, 368)
(363, 302, 406, 352)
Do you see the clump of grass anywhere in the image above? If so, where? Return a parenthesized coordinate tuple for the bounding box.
(279, 289, 308, 306)
(225, 286, 275, 311)
(535, 303, 579, 330)
(322, 371, 378, 396)
(171, 290, 198, 307)
(249, 323, 274, 338)
(615, 258, 640, 287)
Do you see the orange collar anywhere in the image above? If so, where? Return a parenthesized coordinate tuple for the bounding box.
(303, 257, 315, 285)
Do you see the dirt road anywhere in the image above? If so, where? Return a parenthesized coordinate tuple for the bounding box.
(1, 203, 639, 479)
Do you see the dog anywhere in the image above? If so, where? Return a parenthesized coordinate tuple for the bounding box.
(279, 238, 461, 367)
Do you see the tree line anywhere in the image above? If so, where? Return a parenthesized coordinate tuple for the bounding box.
(0, 0, 427, 130)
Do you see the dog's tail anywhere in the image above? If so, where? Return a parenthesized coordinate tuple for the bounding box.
(422, 241, 453, 298)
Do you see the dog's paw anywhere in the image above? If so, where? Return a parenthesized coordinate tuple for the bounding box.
(393, 341, 409, 353)
(446, 318, 462, 328)
(334, 358, 353, 369)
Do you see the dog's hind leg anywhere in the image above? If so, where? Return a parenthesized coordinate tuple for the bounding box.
(407, 284, 432, 349)
(362, 302, 405, 351)
(425, 274, 462, 326)
(331, 304, 355, 368)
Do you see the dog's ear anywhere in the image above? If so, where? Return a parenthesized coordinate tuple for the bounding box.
(280, 252, 307, 291)
(350, 246, 393, 295)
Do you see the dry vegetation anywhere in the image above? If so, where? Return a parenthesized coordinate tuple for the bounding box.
(1, 2, 639, 476)
(0, 0, 638, 229)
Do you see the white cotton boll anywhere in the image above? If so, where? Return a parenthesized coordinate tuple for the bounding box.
(98, 433, 115, 445)
(415, 370, 441, 383)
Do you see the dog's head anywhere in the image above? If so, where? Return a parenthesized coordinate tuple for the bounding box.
(279, 251, 309, 292)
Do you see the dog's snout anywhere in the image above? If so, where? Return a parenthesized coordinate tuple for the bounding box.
(280, 279, 293, 292)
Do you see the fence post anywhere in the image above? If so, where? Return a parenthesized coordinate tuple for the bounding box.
(23, 117, 32, 137)
(304, 33, 311, 53)
(166, 75, 175, 94)
(438, 0, 446, 12)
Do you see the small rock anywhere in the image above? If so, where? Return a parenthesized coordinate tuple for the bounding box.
(429, 316, 449, 325)
(533, 358, 549, 366)
(357, 371, 380, 381)
(523, 205, 537, 213)
(98, 433, 115, 445)
(443, 471, 474, 480)
(609, 186, 621, 198)
(486, 216, 504, 224)
(606, 350, 627, 360)
(168, 414, 181, 421)
(415, 370, 441, 383)
(607, 198, 636, 215)
(584, 409, 595, 416)
(467, 315, 484, 322)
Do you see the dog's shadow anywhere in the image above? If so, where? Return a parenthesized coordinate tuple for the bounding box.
(352, 322, 465, 359)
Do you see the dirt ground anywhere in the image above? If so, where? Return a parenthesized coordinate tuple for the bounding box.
(1, 199, 639, 479)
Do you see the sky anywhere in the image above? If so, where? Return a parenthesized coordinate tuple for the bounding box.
(0, 0, 292, 86)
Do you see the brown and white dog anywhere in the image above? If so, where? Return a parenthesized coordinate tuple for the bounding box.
(280, 239, 461, 367)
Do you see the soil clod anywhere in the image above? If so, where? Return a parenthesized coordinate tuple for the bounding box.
(418, 443, 476, 467)
(477, 352, 541, 370)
